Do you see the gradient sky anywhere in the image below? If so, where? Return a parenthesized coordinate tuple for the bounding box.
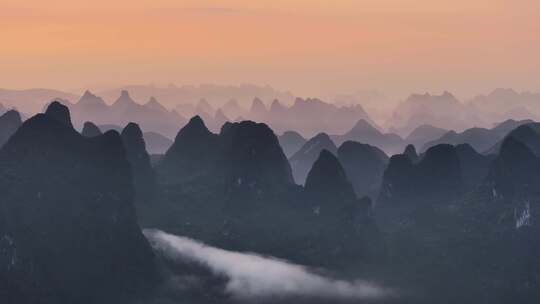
(1, 0, 539, 98)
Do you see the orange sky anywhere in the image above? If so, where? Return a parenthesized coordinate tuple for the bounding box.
(1, 0, 539, 98)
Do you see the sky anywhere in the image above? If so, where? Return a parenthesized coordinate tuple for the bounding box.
(1, 0, 539, 99)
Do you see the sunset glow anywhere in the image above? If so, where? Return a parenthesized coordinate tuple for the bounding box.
(1, 0, 539, 97)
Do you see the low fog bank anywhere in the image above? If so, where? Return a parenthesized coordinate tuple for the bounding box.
(143, 229, 395, 302)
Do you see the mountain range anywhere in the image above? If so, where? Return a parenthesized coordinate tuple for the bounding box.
(3, 88, 540, 303)
(422, 118, 533, 153)
(0, 102, 156, 303)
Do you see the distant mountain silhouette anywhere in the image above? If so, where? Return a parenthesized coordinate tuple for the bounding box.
(391, 91, 482, 135)
(0, 110, 22, 147)
(143, 131, 173, 154)
(332, 119, 404, 155)
(195, 98, 215, 116)
(278, 130, 306, 157)
(468, 88, 540, 123)
(173, 95, 378, 138)
(0, 102, 156, 303)
(210, 109, 230, 132)
(69, 90, 185, 138)
(269, 99, 287, 116)
(221, 97, 378, 138)
(337, 141, 389, 199)
(81, 121, 102, 137)
(423, 118, 533, 153)
(249, 97, 268, 120)
(98, 83, 295, 111)
(289, 132, 337, 184)
(144, 96, 169, 113)
(0, 88, 78, 114)
(221, 98, 245, 119)
(405, 124, 447, 149)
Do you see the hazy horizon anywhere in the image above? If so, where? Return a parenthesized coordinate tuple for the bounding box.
(2, 0, 539, 99)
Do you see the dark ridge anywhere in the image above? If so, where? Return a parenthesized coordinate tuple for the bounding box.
(0, 109, 22, 147)
(403, 144, 418, 162)
(121, 122, 156, 202)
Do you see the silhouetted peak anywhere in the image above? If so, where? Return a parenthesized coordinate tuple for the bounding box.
(214, 109, 228, 120)
(113, 90, 137, 106)
(97, 130, 126, 156)
(295, 132, 337, 156)
(217, 120, 294, 188)
(219, 120, 277, 144)
(499, 136, 536, 162)
(455, 143, 476, 155)
(144, 96, 168, 113)
(403, 144, 418, 162)
(45, 101, 73, 128)
(386, 154, 414, 175)
(81, 90, 95, 99)
(81, 121, 102, 137)
(407, 91, 459, 104)
(250, 97, 267, 113)
(441, 91, 454, 98)
(338, 140, 387, 160)
(305, 149, 355, 199)
(502, 124, 540, 156)
(0, 110, 23, 146)
(120, 90, 130, 99)
(351, 119, 378, 132)
(421, 144, 458, 164)
(122, 122, 143, 140)
(78, 90, 106, 107)
(416, 144, 462, 192)
(1, 109, 22, 124)
(312, 132, 332, 143)
(172, 115, 213, 144)
(197, 98, 210, 107)
(282, 130, 305, 141)
(489, 88, 519, 98)
(186, 115, 207, 130)
(338, 141, 389, 167)
(270, 99, 286, 112)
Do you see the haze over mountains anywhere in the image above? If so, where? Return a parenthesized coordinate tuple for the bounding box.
(3, 86, 540, 142)
(2, 95, 540, 303)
